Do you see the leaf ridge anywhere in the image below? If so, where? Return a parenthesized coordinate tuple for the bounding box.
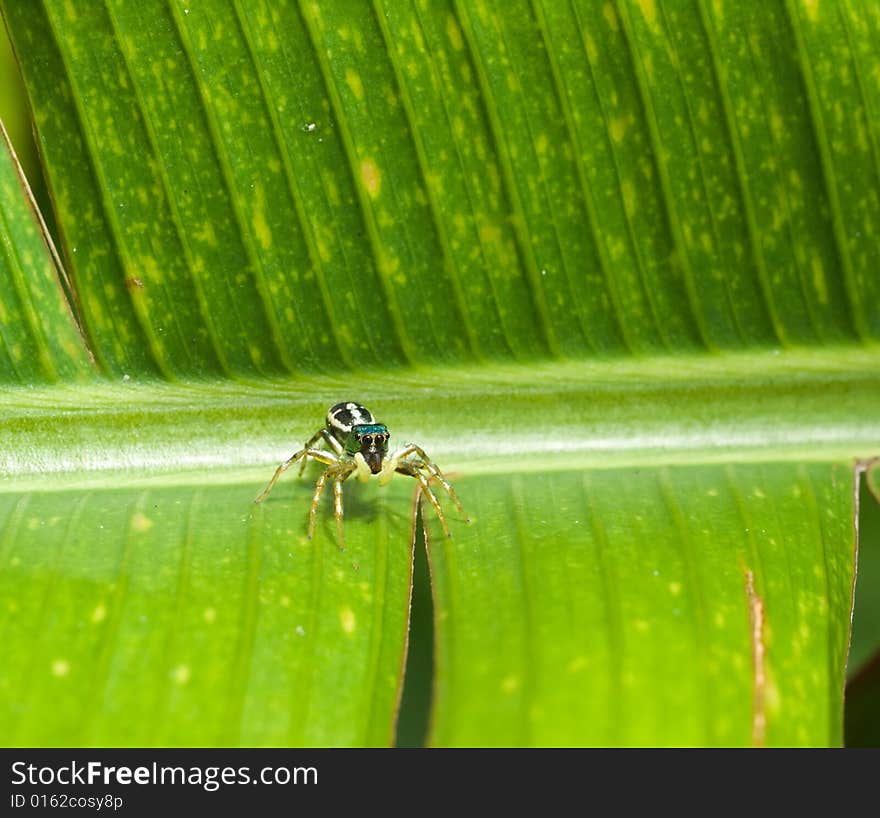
(582, 473, 624, 742)
(696, 2, 786, 346)
(657, 468, 714, 744)
(165, 3, 293, 375)
(80, 489, 140, 745)
(102, 1, 230, 377)
(231, 1, 353, 370)
(149, 486, 199, 746)
(452, 0, 558, 358)
(510, 474, 537, 746)
(783, 0, 865, 341)
(226, 495, 264, 744)
(296, 1, 416, 365)
(531, 0, 626, 354)
(40, 2, 167, 375)
(370, 1, 481, 361)
(614, 0, 709, 352)
(570, 1, 662, 352)
(656, 1, 747, 347)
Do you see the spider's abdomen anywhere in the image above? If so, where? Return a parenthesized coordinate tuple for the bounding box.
(326, 402, 375, 445)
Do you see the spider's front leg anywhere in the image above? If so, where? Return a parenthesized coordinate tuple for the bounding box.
(297, 428, 343, 477)
(381, 444, 470, 537)
(394, 459, 453, 537)
(380, 444, 469, 524)
(255, 445, 339, 504)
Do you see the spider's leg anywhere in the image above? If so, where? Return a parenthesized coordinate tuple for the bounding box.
(256, 447, 339, 504)
(297, 429, 342, 476)
(308, 469, 329, 539)
(394, 444, 469, 523)
(424, 468, 469, 523)
(413, 471, 451, 538)
(255, 449, 307, 504)
(331, 467, 355, 551)
(296, 431, 322, 477)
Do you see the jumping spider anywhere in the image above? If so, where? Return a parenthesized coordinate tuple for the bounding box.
(255, 402, 469, 549)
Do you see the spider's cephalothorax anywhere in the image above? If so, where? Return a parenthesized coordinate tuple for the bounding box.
(254, 402, 468, 550)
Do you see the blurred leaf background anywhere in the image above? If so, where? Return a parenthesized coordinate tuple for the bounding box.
(0, 1, 879, 747)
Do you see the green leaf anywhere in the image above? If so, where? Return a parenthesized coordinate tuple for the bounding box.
(0, 478, 415, 747)
(427, 463, 854, 747)
(2, 1, 880, 748)
(0, 354, 876, 746)
(0, 122, 91, 382)
(6, 0, 880, 374)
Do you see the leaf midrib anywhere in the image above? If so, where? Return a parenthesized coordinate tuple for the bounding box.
(0, 347, 878, 489)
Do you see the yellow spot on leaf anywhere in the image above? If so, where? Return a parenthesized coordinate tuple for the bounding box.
(340, 607, 356, 634)
(501, 675, 520, 693)
(203, 608, 217, 623)
(583, 32, 598, 64)
(172, 665, 191, 685)
(91, 604, 107, 624)
(801, 0, 819, 22)
(568, 656, 588, 673)
(603, 3, 619, 31)
(535, 133, 548, 156)
(316, 236, 331, 263)
(812, 256, 828, 304)
(447, 15, 464, 50)
(345, 68, 364, 101)
(609, 116, 628, 143)
(193, 221, 218, 247)
(360, 158, 382, 199)
(251, 183, 272, 249)
(635, 0, 657, 26)
(52, 659, 70, 677)
(621, 179, 636, 217)
(131, 511, 153, 532)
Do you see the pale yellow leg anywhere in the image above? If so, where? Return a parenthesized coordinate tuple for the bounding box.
(391, 444, 469, 523)
(307, 471, 329, 539)
(256, 448, 338, 505)
(333, 478, 345, 550)
(415, 472, 451, 537)
(254, 450, 306, 504)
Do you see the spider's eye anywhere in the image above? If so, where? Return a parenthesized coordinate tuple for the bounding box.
(363, 434, 373, 445)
